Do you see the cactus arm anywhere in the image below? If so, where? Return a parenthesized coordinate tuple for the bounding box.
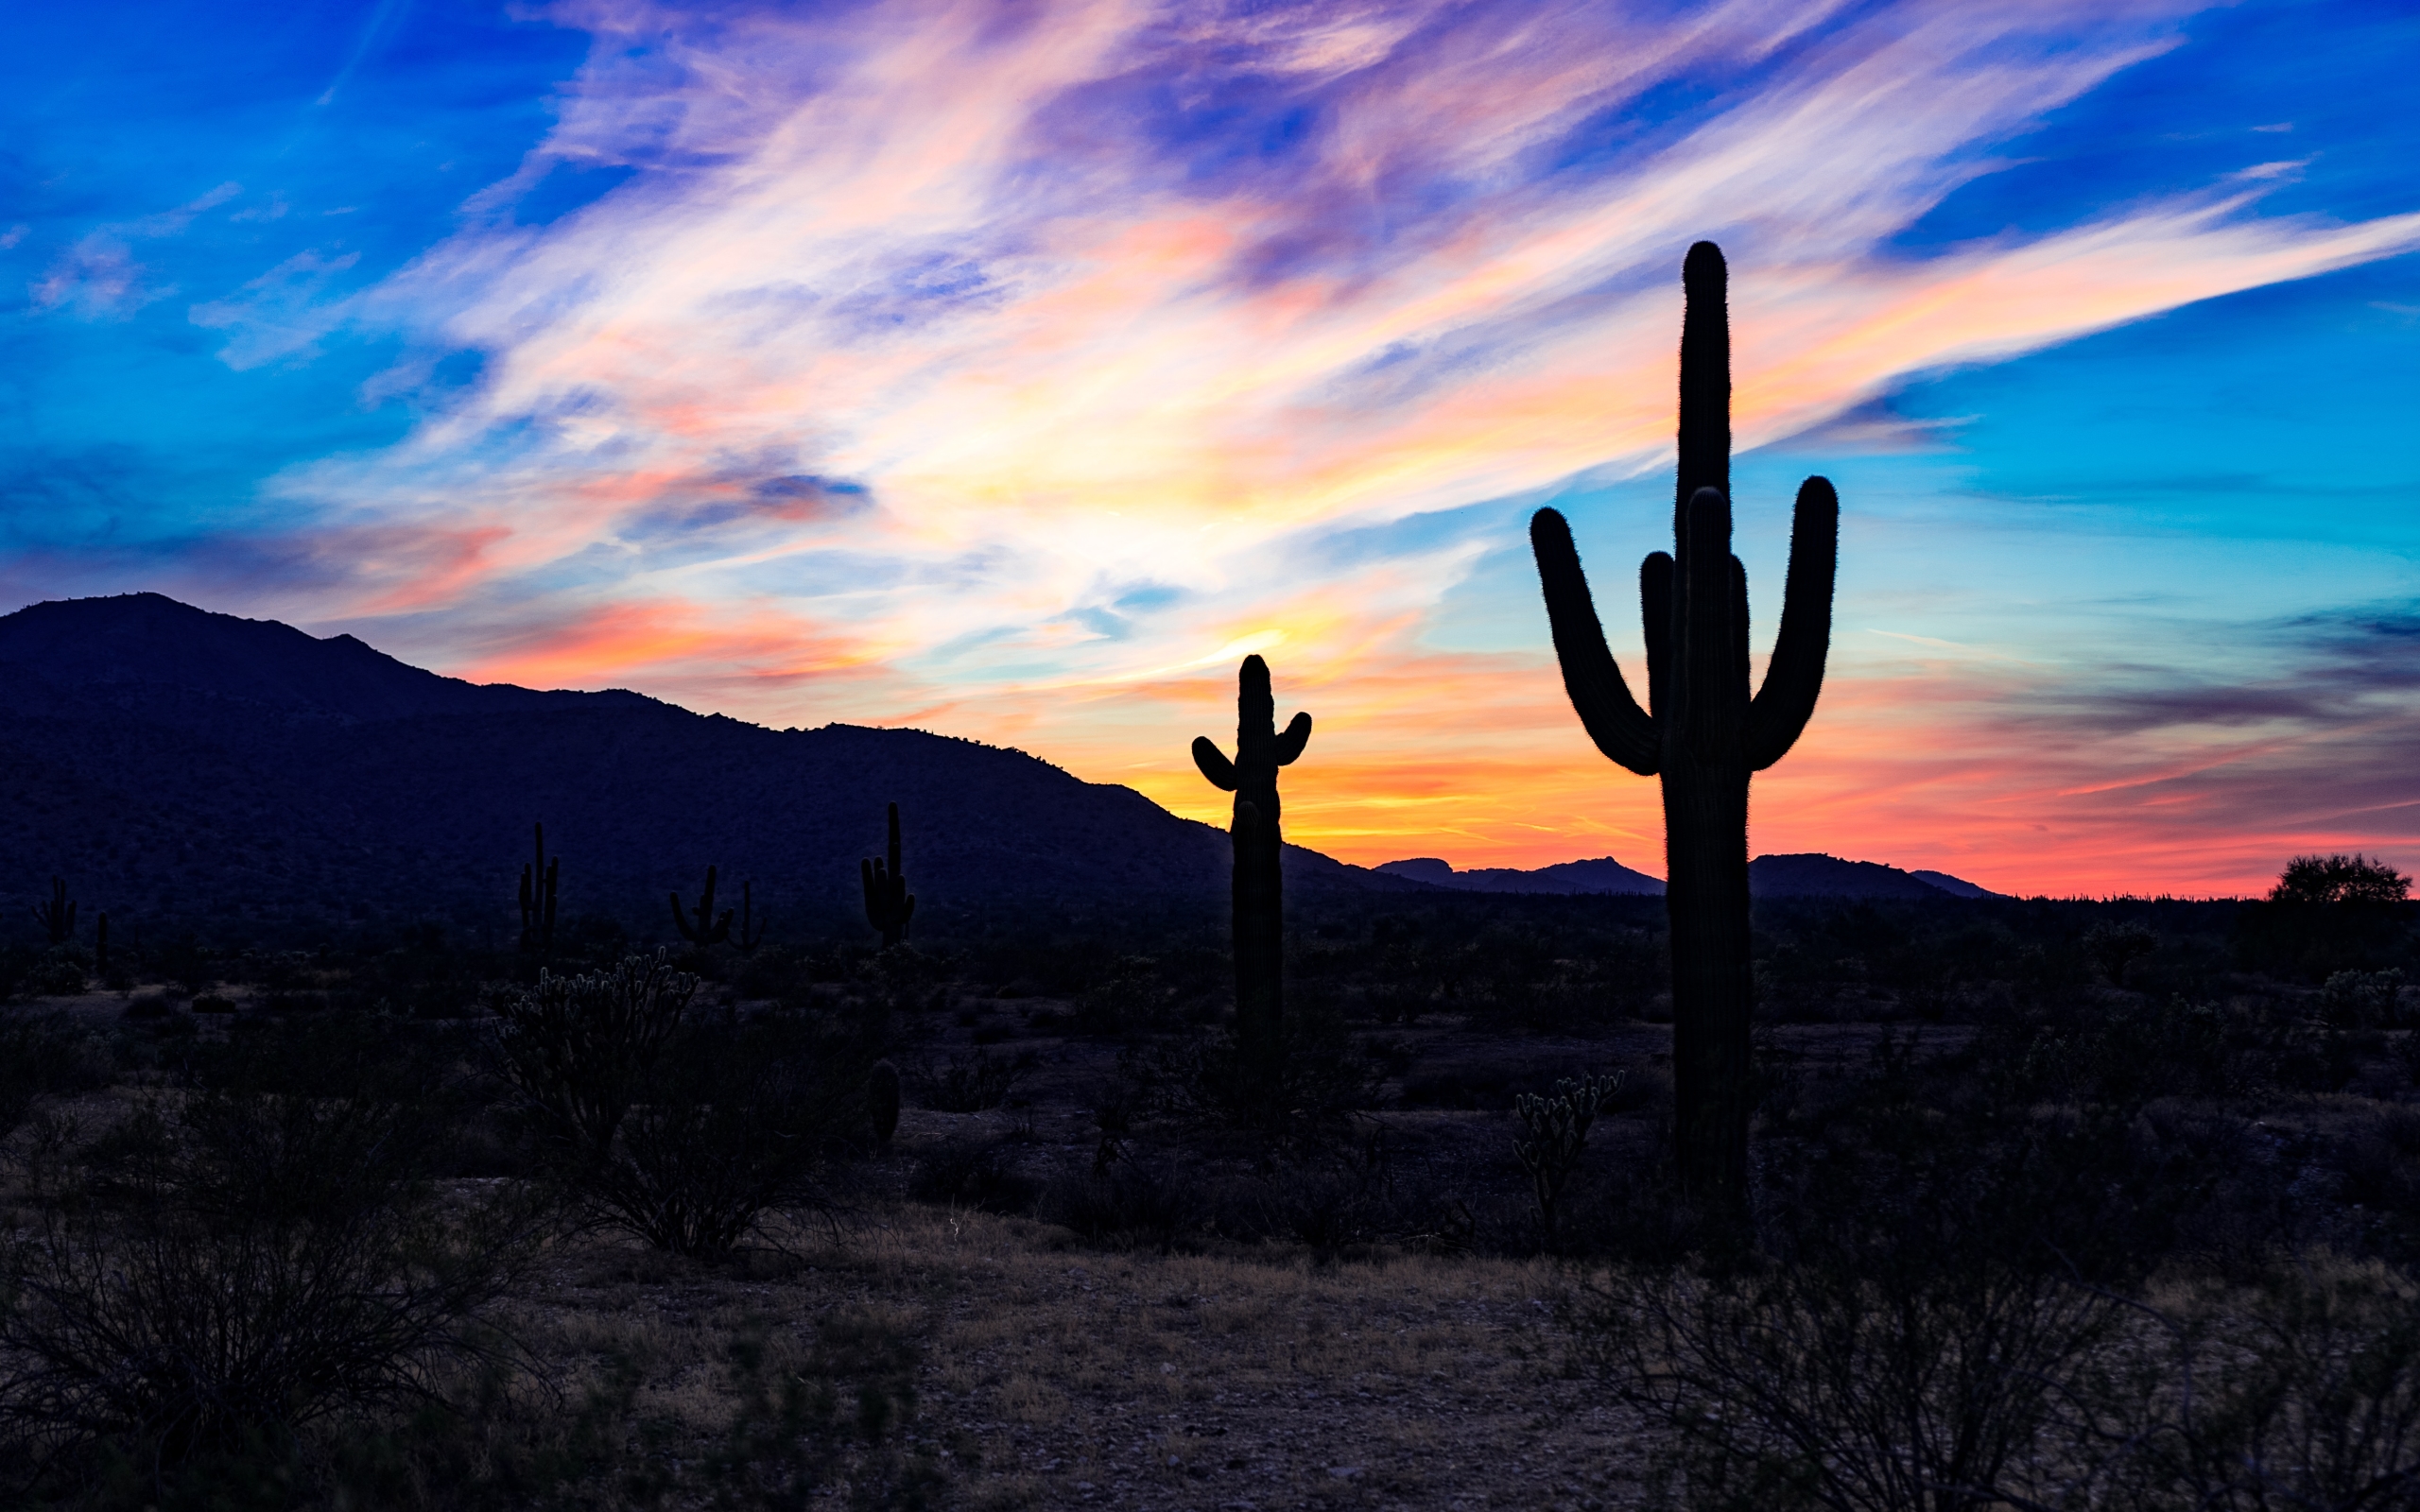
(1531, 507, 1660, 776)
(859, 858, 881, 929)
(1745, 476, 1840, 771)
(1641, 552, 1673, 720)
(1732, 555, 1751, 698)
(885, 803, 903, 876)
(670, 891, 694, 940)
(1192, 737, 1238, 791)
(1273, 713, 1312, 765)
(1678, 488, 1741, 763)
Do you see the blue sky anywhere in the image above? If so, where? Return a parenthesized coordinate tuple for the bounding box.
(4, 0, 2415, 893)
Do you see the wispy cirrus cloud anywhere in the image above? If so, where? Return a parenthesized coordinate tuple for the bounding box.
(64, 0, 2417, 891)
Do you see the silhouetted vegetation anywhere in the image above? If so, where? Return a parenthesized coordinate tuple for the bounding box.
(1192, 654, 1315, 1106)
(1531, 241, 1840, 1208)
(4, 776, 2413, 1506)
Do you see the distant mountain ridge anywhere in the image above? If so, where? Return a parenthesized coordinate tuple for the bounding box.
(1376, 851, 2002, 900)
(0, 593, 1416, 938)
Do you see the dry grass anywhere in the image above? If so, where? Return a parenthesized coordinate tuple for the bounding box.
(478, 1202, 1643, 1511)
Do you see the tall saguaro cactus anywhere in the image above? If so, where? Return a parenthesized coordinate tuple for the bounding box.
(1192, 655, 1313, 1080)
(1529, 241, 1839, 1206)
(861, 803, 914, 948)
(33, 876, 76, 946)
(519, 822, 559, 957)
(671, 865, 734, 946)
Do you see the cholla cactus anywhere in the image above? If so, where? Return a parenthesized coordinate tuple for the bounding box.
(1513, 1071, 1626, 1241)
(1530, 241, 1838, 1207)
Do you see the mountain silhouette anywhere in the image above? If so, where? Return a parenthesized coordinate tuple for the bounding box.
(1374, 856, 1666, 895)
(0, 594, 1409, 941)
(1374, 850, 1998, 899)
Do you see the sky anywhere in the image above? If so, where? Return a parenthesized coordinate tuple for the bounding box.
(3, 0, 2416, 897)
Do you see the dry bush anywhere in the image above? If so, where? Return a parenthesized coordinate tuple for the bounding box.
(493, 953, 872, 1256)
(0, 1089, 547, 1502)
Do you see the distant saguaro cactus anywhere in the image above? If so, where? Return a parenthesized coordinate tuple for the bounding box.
(861, 803, 914, 948)
(670, 865, 733, 946)
(518, 823, 559, 956)
(734, 880, 768, 954)
(33, 877, 76, 947)
(1530, 242, 1839, 1207)
(1192, 655, 1313, 1082)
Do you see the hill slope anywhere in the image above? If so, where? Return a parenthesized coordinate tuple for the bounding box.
(0, 594, 1406, 940)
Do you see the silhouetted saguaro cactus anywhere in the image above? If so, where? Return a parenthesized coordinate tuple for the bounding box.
(519, 823, 559, 956)
(1530, 241, 1839, 1207)
(670, 865, 733, 946)
(1192, 655, 1313, 1082)
(734, 880, 767, 954)
(33, 877, 76, 947)
(861, 803, 914, 948)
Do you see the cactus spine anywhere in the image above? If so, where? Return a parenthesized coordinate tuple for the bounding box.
(861, 803, 914, 948)
(1191, 655, 1313, 1082)
(1529, 241, 1839, 1207)
(33, 877, 75, 946)
(519, 822, 559, 956)
(670, 865, 733, 946)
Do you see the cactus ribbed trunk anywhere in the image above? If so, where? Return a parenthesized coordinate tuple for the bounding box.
(1232, 800, 1281, 1075)
(1530, 241, 1839, 1209)
(1662, 739, 1754, 1207)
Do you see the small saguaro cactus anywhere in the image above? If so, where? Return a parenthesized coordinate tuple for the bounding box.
(671, 865, 733, 946)
(33, 876, 76, 946)
(1529, 241, 1839, 1208)
(519, 822, 560, 956)
(734, 880, 768, 954)
(1191, 655, 1313, 1082)
(861, 803, 914, 948)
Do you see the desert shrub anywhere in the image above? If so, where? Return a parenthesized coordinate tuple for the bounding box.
(1071, 955, 1170, 1035)
(14, 948, 91, 1000)
(2083, 919, 2160, 988)
(0, 1011, 112, 1142)
(1583, 1251, 2131, 1512)
(907, 1139, 1037, 1214)
(0, 1088, 546, 1498)
(1996, 995, 2235, 1107)
(1150, 996, 1384, 1141)
(1038, 1160, 1203, 1253)
(493, 953, 869, 1256)
(2122, 1263, 2420, 1511)
(913, 1051, 1021, 1112)
(1216, 1135, 1399, 1258)
(2323, 968, 2407, 1029)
